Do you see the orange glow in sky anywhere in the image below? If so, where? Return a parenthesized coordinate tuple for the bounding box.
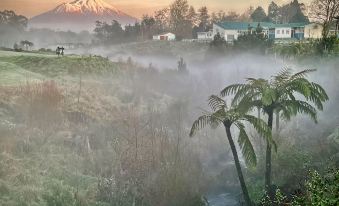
(0, 0, 312, 18)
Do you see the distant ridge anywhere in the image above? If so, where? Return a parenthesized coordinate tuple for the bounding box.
(29, 0, 138, 32)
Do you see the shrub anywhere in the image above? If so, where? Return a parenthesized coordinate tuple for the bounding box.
(18, 80, 64, 130)
(297, 169, 339, 206)
(42, 180, 76, 206)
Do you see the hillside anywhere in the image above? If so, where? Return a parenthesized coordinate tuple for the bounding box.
(0, 51, 181, 205)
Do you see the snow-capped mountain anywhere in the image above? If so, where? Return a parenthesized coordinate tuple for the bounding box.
(29, 0, 138, 32)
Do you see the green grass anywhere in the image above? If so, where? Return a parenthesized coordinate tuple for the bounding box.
(0, 62, 44, 86)
(0, 51, 121, 78)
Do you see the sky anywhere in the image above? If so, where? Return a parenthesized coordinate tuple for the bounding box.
(0, 0, 312, 18)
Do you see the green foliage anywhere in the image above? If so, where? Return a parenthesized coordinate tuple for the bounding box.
(273, 38, 339, 58)
(302, 170, 339, 206)
(94, 20, 142, 44)
(260, 189, 287, 206)
(234, 24, 273, 53)
(42, 180, 76, 206)
(316, 36, 338, 55)
(0, 53, 120, 78)
(0, 10, 27, 29)
(221, 68, 328, 123)
(190, 94, 272, 167)
(209, 32, 227, 53)
(251, 7, 268, 22)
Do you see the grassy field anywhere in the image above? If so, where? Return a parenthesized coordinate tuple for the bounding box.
(0, 51, 121, 84)
(0, 49, 188, 206)
(0, 62, 44, 85)
(0, 50, 125, 205)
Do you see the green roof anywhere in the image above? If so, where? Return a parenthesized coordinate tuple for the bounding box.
(215, 21, 309, 30)
(274, 22, 308, 28)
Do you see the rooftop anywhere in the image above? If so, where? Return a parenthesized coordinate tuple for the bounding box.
(215, 21, 309, 30)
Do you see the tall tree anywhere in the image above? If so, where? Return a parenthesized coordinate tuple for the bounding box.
(154, 8, 170, 33)
(310, 0, 339, 38)
(0, 10, 27, 30)
(279, 0, 309, 23)
(224, 11, 240, 22)
(268, 1, 280, 23)
(20, 40, 33, 51)
(169, 0, 190, 38)
(187, 6, 198, 26)
(239, 6, 254, 22)
(251, 6, 268, 22)
(141, 15, 156, 39)
(221, 69, 329, 198)
(198, 6, 210, 31)
(289, 0, 309, 23)
(190, 95, 272, 206)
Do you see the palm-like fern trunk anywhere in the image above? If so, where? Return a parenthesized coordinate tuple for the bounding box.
(265, 112, 273, 195)
(225, 126, 252, 206)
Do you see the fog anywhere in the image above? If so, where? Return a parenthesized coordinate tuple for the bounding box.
(1, 37, 338, 205)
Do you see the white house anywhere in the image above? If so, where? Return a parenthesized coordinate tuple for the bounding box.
(153, 32, 176, 41)
(275, 27, 292, 39)
(212, 22, 273, 42)
(211, 21, 320, 42)
(197, 31, 213, 40)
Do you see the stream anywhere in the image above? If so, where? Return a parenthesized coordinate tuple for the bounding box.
(207, 193, 239, 206)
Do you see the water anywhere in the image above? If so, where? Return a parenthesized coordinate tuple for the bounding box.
(207, 193, 239, 206)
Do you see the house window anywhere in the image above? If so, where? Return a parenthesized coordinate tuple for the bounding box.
(282, 30, 285, 34)
(286, 30, 290, 35)
(227, 34, 235, 41)
(277, 30, 280, 34)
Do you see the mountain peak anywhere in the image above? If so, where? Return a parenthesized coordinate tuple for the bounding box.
(54, 0, 119, 14)
(29, 0, 138, 31)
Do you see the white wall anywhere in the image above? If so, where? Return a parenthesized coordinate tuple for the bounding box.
(197, 31, 213, 40)
(224, 30, 238, 42)
(152, 33, 176, 41)
(213, 24, 225, 37)
(153, 35, 160, 40)
(212, 24, 240, 42)
(275, 27, 292, 38)
(166, 33, 176, 41)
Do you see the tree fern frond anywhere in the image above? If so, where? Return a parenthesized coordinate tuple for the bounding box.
(290, 69, 316, 80)
(246, 78, 268, 88)
(208, 95, 227, 111)
(310, 82, 329, 101)
(236, 122, 257, 167)
(286, 78, 312, 97)
(190, 115, 215, 137)
(273, 67, 292, 83)
(220, 84, 247, 97)
(242, 115, 275, 150)
(281, 100, 318, 123)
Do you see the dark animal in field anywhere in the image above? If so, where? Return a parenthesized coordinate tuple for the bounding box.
(56, 46, 65, 56)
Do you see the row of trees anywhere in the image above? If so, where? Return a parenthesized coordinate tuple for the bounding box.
(190, 69, 328, 205)
(13, 40, 34, 51)
(0, 10, 27, 30)
(94, 0, 311, 43)
(0, 10, 93, 49)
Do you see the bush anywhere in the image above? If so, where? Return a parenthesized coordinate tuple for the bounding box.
(294, 169, 339, 206)
(42, 180, 76, 206)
